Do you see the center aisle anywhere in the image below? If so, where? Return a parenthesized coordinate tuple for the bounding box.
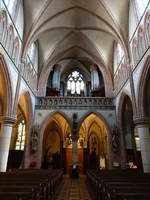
(55, 175, 92, 200)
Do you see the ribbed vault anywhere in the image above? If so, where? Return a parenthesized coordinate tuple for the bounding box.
(22, 0, 130, 96)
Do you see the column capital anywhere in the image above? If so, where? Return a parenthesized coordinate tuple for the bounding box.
(0, 116, 16, 125)
(133, 116, 150, 127)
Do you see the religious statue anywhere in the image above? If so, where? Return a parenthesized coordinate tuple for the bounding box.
(30, 125, 38, 153)
(111, 125, 119, 152)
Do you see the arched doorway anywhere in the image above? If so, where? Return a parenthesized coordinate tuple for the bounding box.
(41, 112, 72, 173)
(42, 120, 61, 169)
(7, 93, 30, 169)
(78, 113, 109, 173)
(121, 95, 142, 169)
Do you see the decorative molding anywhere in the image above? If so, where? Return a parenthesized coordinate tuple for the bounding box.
(35, 97, 114, 110)
(0, 115, 16, 125)
(133, 116, 150, 126)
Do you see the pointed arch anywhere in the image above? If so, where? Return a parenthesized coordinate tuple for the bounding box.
(137, 55, 150, 118)
(0, 53, 13, 116)
(38, 46, 113, 97)
(12, 90, 34, 168)
(37, 111, 72, 168)
(0, 10, 8, 44)
(77, 111, 112, 168)
(117, 91, 135, 168)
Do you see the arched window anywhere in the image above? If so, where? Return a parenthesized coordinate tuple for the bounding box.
(135, 0, 149, 17)
(67, 71, 84, 95)
(27, 42, 37, 67)
(5, 26, 13, 54)
(0, 12, 7, 44)
(117, 43, 124, 65)
(0, 20, 5, 42)
(146, 15, 150, 43)
(138, 28, 146, 57)
(15, 120, 26, 150)
(4, 0, 17, 17)
(132, 39, 139, 66)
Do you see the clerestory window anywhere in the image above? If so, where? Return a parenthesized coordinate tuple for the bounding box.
(117, 43, 124, 65)
(67, 71, 84, 95)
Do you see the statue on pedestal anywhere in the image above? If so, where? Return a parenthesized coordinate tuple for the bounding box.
(30, 125, 38, 153)
(111, 125, 119, 152)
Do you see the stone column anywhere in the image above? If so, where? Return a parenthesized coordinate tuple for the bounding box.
(72, 113, 78, 169)
(134, 118, 150, 172)
(0, 116, 16, 172)
(72, 136, 78, 167)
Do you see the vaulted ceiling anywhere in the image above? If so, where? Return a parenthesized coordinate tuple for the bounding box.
(23, 0, 129, 82)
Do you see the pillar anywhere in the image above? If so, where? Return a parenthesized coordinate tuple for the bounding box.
(134, 118, 150, 172)
(0, 116, 16, 172)
(72, 136, 78, 167)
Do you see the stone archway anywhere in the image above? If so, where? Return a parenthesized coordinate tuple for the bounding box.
(78, 112, 111, 171)
(0, 54, 13, 117)
(38, 112, 72, 171)
(7, 91, 32, 169)
(118, 93, 142, 170)
(137, 55, 150, 118)
(136, 55, 150, 172)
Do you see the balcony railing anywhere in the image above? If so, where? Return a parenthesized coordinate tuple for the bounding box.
(36, 97, 115, 110)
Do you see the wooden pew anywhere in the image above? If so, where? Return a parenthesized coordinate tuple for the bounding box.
(0, 169, 63, 200)
(86, 169, 150, 200)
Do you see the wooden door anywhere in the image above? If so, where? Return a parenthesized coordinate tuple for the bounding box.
(66, 148, 72, 174)
(78, 148, 84, 174)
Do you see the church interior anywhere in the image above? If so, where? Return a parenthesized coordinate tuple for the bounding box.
(0, 0, 150, 199)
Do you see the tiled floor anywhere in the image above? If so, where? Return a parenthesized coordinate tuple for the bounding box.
(55, 175, 92, 200)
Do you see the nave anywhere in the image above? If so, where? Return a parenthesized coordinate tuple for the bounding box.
(55, 175, 91, 200)
(0, 168, 150, 200)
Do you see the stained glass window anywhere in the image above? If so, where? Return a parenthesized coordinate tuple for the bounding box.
(67, 71, 84, 95)
(15, 120, 26, 150)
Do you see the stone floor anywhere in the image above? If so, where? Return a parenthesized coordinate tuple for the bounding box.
(55, 175, 92, 200)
